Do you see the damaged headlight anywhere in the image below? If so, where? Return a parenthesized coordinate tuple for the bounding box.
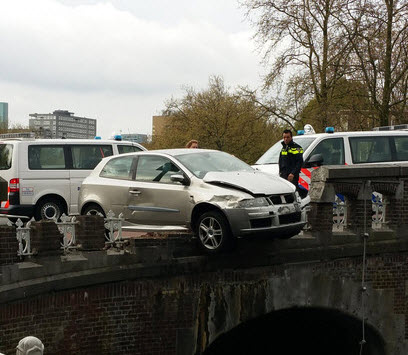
(237, 197, 269, 208)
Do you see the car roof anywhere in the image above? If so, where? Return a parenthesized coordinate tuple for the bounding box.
(0, 138, 145, 146)
(294, 130, 408, 139)
(150, 148, 217, 156)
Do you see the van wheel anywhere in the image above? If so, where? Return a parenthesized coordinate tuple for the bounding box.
(195, 211, 235, 254)
(83, 204, 105, 217)
(34, 198, 64, 221)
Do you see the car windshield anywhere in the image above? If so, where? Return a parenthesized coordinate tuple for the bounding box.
(0, 144, 12, 170)
(176, 151, 253, 179)
(255, 136, 316, 164)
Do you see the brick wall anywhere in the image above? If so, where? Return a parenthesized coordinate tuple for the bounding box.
(0, 225, 18, 265)
(0, 280, 196, 355)
(385, 180, 408, 230)
(75, 215, 106, 250)
(30, 221, 62, 255)
(346, 198, 372, 234)
(0, 253, 406, 354)
(307, 202, 333, 233)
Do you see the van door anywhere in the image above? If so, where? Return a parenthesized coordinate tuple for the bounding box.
(22, 144, 70, 215)
(69, 144, 113, 214)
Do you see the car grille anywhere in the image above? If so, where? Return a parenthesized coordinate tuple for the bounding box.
(268, 193, 295, 205)
(279, 212, 301, 225)
(250, 218, 272, 229)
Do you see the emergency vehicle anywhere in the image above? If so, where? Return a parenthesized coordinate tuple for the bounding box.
(254, 125, 408, 197)
(0, 135, 146, 221)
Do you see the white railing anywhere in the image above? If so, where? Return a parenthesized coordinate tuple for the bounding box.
(16, 218, 34, 257)
(56, 214, 78, 253)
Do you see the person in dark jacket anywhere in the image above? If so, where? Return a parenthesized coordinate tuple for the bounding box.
(278, 129, 304, 188)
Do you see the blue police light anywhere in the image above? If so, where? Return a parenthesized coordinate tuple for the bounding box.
(113, 134, 122, 141)
(297, 130, 305, 135)
(325, 127, 335, 133)
(94, 136, 101, 140)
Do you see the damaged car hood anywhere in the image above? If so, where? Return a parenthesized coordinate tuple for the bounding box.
(203, 171, 294, 195)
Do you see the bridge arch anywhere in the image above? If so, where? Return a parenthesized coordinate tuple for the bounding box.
(203, 306, 386, 355)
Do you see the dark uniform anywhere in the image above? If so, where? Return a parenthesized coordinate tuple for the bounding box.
(278, 140, 304, 187)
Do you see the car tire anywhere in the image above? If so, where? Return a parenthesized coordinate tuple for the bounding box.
(83, 204, 106, 217)
(34, 198, 65, 221)
(195, 210, 235, 254)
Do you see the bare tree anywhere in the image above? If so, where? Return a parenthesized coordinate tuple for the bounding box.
(243, 0, 353, 131)
(151, 76, 281, 163)
(342, 0, 408, 126)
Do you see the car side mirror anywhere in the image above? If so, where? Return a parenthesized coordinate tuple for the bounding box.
(304, 153, 324, 168)
(170, 174, 190, 185)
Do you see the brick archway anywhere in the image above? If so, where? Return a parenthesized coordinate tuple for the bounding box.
(204, 307, 386, 355)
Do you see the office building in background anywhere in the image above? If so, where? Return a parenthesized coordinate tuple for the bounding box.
(0, 102, 9, 129)
(29, 110, 96, 139)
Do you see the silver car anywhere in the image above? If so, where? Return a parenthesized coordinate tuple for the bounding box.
(78, 149, 307, 253)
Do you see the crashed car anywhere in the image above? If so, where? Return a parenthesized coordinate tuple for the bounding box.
(78, 149, 307, 253)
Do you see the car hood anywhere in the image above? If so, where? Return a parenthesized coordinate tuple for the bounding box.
(203, 171, 294, 196)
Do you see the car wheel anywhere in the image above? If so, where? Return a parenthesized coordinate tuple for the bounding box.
(34, 198, 65, 221)
(83, 204, 105, 217)
(195, 211, 234, 254)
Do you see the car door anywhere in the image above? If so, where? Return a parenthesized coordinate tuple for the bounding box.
(97, 155, 138, 217)
(125, 154, 190, 226)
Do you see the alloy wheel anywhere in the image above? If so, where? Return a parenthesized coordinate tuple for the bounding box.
(198, 216, 223, 250)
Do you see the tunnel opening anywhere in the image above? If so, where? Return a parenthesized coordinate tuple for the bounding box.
(203, 307, 386, 355)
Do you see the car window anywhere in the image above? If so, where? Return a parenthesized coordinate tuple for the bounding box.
(71, 145, 113, 169)
(0, 144, 13, 170)
(350, 137, 392, 163)
(394, 136, 408, 161)
(255, 137, 316, 165)
(308, 138, 345, 165)
(28, 145, 66, 169)
(117, 145, 143, 154)
(100, 156, 134, 180)
(135, 156, 181, 183)
(176, 151, 253, 179)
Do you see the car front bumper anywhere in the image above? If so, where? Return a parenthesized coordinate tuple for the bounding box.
(223, 203, 307, 238)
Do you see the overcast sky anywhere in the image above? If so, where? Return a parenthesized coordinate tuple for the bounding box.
(0, 0, 264, 139)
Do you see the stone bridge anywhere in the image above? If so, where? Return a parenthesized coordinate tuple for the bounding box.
(0, 165, 408, 354)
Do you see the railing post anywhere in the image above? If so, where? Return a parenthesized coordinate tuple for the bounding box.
(16, 218, 33, 258)
(342, 181, 372, 235)
(308, 175, 335, 243)
(56, 214, 79, 253)
(382, 179, 408, 234)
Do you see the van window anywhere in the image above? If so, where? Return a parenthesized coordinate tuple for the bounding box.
(100, 156, 134, 180)
(307, 138, 345, 165)
(394, 136, 408, 161)
(350, 137, 392, 163)
(255, 136, 316, 164)
(71, 145, 113, 169)
(0, 144, 13, 170)
(28, 146, 66, 169)
(118, 145, 143, 154)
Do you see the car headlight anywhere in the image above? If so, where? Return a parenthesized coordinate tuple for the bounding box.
(237, 197, 269, 208)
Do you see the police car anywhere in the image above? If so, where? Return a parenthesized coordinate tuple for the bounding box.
(254, 124, 408, 198)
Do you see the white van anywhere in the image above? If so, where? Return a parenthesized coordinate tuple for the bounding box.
(254, 126, 408, 198)
(0, 138, 146, 221)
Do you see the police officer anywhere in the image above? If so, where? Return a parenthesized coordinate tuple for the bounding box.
(279, 129, 303, 188)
